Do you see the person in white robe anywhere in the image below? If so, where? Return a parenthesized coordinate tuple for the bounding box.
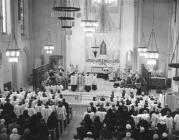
(51, 84, 57, 92)
(92, 74, 97, 91)
(95, 109, 106, 123)
(165, 111, 173, 133)
(56, 102, 67, 121)
(57, 83, 63, 93)
(83, 107, 94, 121)
(70, 74, 77, 92)
(85, 73, 92, 92)
(174, 113, 179, 131)
(26, 105, 36, 117)
(14, 103, 26, 118)
(41, 104, 53, 123)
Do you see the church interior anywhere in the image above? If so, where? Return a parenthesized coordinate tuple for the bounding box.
(1, 0, 179, 140)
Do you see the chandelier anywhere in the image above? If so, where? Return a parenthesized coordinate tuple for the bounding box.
(145, 0, 159, 62)
(145, 29, 159, 59)
(93, 0, 116, 5)
(138, 32, 147, 57)
(44, 0, 54, 54)
(53, 0, 80, 29)
(44, 31, 54, 54)
(81, 0, 98, 36)
(147, 59, 156, 65)
(138, 4, 147, 57)
(6, 32, 20, 63)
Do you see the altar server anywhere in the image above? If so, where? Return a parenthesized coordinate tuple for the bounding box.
(41, 103, 53, 123)
(70, 74, 77, 92)
(92, 73, 97, 90)
(57, 82, 63, 93)
(85, 73, 92, 92)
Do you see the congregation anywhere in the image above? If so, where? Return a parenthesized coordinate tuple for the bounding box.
(74, 88, 179, 140)
(0, 86, 70, 140)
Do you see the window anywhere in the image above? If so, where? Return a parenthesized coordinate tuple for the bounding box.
(2, 0, 7, 33)
(1, 0, 11, 34)
(18, 0, 24, 35)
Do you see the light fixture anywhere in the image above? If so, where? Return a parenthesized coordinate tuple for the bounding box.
(5, 32, 21, 63)
(147, 59, 156, 65)
(138, 3, 147, 57)
(44, 45, 54, 54)
(145, 0, 159, 61)
(81, 0, 98, 34)
(145, 29, 159, 59)
(86, 32, 93, 37)
(93, 0, 116, 5)
(52, 0, 80, 29)
(44, 0, 54, 54)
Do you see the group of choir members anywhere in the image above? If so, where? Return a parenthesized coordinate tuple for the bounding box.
(70, 73, 97, 92)
(0, 87, 70, 140)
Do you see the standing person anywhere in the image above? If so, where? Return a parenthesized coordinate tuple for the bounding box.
(9, 128, 21, 140)
(70, 74, 77, 92)
(116, 66, 121, 81)
(77, 73, 83, 92)
(85, 73, 92, 92)
(92, 74, 97, 91)
(56, 82, 63, 93)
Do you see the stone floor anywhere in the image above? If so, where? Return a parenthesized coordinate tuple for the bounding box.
(59, 104, 88, 140)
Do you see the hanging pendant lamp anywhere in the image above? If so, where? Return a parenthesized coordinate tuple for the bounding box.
(138, 2, 147, 57)
(52, 0, 80, 29)
(44, 0, 54, 54)
(145, 28, 159, 59)
(138, 32, 148, 56)
(145, 0, 159, 65)
(6, 32, 20, 63)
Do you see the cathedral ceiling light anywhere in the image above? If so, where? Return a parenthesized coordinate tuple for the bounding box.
(53, 0, 80, 29)
(44, 0, 54, 54)
(145, 0, 159, 63)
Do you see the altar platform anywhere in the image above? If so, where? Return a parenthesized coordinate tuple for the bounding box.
(62, 78, 116, 105)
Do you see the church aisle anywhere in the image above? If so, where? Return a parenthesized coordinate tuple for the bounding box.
(59, 105, 88, 140)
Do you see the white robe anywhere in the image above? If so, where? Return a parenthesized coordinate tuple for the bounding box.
(85, 75, 92, 86)
(95, 111, 106, 123)
(56, 106, 67, 121)
(71, 75, 77, 85)
(165, 116, 173, 133)
(174, 114, 179, 131)
(83, 112, 95, 121)
(41, 106, 53, 123)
